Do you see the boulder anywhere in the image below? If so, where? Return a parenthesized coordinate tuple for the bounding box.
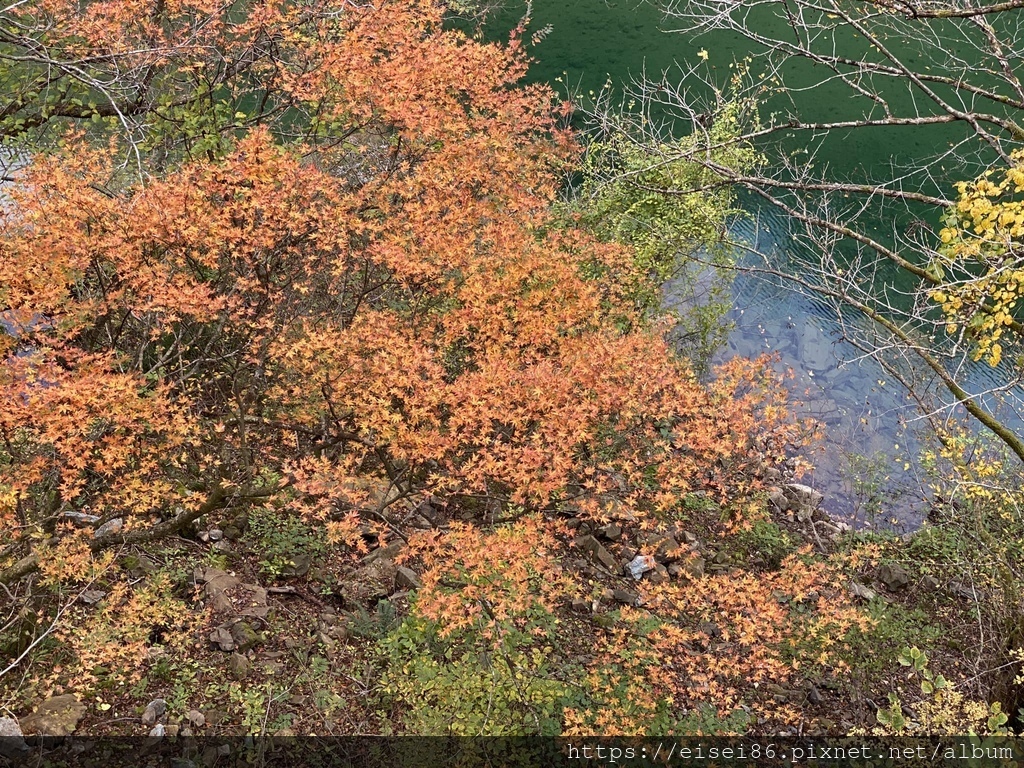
(229, 621, 262, 652)
(877, 562, 911, 592)
(19, 695, 86, 736)
(782, 483, 824, 520)
(655, 537, 683, 564)
(337, 558, 397, 608)
(575, 535, 617, 571)
(849, 581, 877, 601)
(0, 717, 28, 759)
(229, 653, 250, 680)
(396, 566, 422, 590)
(141, 698, 166, 726)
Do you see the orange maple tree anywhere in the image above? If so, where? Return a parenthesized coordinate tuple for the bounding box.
(0, 0, 855, 733)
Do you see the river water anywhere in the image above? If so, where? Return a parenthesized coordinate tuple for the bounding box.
(484, 0, 1024, 529)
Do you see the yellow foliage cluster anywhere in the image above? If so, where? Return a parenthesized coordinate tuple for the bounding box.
(932, 149, 1024, 367)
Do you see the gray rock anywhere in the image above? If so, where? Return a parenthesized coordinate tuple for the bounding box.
(610, 589, 640, 606)
(148, 723, 165, 739)
(648, 564, 670, 585)
(212, 539, 232, 553)
(278, 552, 311, 578)
(19, 695, 87, 736)
(229, 653, 250, 680)
(229, 621, 262, 652)
(62, 511, 100, 526)
(783, 483, 823, 518)
(921, 575, 940, 591)
(655, 537, 683, 564)
(768, 487, 787, 512)
(877, 562, 911, 591)
(93, 518, 123, 538)
(141, 698, 167, 726)
(337, 558, 397, 607)
(185, 709, 206, 727)
(598, 523, 622, 541)
(576, 535, 617, 571)
(682, 556, 705, 580)
(395, 566, 422, 590)
(80, 589, 107, 605)
(361, 540, 405, 565)
(208, 529, 224, 542)
(570, 598, 590, 613)
(209, 626, 235, 651)
(849, 581, 877, 601)
(0, 717, 28, 758)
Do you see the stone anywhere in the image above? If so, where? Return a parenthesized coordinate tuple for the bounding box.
(278, 553, 311, 578)
(209, 626, 235, 652)
(783, 483, 823, 518)
(204, 710, 228, 726)
(141, 698, 167, 726)
(395, 566, 422, 590)
(212, 539, 232, 553)
(93, 518, 123, 538)
(648, 564, 670, 585)
(877, 562, 911, 591)
(610, 589, 640, 606)
(79, 589, 107, 605)
(682, 556, 705, 579)
(626, 554, 656, 580)
(361, 540, 405, 565)
(768, 487, 787, 512)
(337, 558, 398, 608)
(229, 653, 250, 680)
(570, 598, 590, 613)
(680, 530, 698, 545)
(598, 523, 622, 541)
(229, 621, 262, 652)
(0, 717, 28, 759)
(19, 695, 87, 736)
(655, 537, 683, 564)
(185, 709, 206, 727)
(575, 535, 617, 571)
(849, 581, 877, 601)
(208, 529, 224, 542)
(921, 575, 940, 591)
